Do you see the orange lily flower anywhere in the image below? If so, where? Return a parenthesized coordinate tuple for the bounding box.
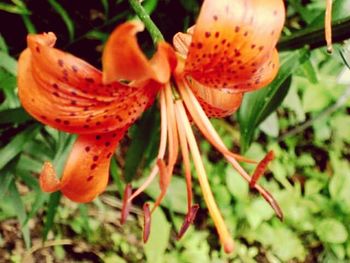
(18, 0, 285, 253)
(18, 24, 177, 202)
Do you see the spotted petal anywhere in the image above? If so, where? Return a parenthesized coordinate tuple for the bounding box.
(185, 0, 285, 92)
(40, 128, 127, 202)
(18, 31, 162, 134)
(187, 79, 243, 118)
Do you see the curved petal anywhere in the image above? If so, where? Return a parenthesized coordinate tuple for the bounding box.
(40, 127, 127, 202)
(184, 0, 285, 92)
(187, 78, 243, 118)
(102, 21, 177, 84)
(18, 32, 160, 134)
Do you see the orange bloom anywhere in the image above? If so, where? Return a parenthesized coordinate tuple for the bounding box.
(18, 0, 285, 253)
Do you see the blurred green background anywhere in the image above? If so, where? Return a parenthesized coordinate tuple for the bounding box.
(0, 0, 350, 262)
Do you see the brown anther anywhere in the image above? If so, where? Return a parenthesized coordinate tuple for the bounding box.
(120, 183, 132, 225)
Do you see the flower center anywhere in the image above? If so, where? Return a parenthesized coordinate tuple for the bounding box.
(122, 73, 281, 254)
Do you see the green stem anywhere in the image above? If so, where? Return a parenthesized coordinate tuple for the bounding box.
(128, 0, 164, 45)
(278, 16, 350, 51)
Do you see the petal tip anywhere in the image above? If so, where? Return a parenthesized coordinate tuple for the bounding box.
(39, 161, 61, 192)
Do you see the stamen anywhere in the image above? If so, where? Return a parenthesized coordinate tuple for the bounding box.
(325, 0, 333, 53)
(150, 159, 171, 213)
(249, 151, 274, 188)
(127, 90, 168, 203)
(177, 78, 251, 164)
(143, 203, 151, 243)
(177, 204, 199, 240)
(164, 84, 179, 173)
(120, 183, 132, 225)
(40, 162, 61, 192)
(176, 104, 194, 210)
(175, 100, 234, 254)
(177, 78, 283, 220)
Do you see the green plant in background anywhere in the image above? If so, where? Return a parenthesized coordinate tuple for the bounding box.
(0, 0, 350, 262)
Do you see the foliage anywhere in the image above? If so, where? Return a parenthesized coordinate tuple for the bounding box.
(0, 0, 350, 262)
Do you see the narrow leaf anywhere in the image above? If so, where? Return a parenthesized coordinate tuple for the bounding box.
(0, 3, 30, 14)
(238, 49, 309, 152)
(8, 181, 31, 248)
(0, 124, 40, 170)
(48, 0, 75, 41)
(124, 105, 159, 182)
(0, 51, 18, 76)
(43, 192, 61, 241)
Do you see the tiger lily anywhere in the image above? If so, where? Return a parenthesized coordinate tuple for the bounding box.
(18, 0, 284, 253)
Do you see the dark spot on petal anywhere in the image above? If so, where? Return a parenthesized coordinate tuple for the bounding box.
(205, 32, 211, 38)
(105, 141, 111, 147)
(87, 176, 94, 181)
(52, 83, 59, 89)
(53, 92, 60, 97)
(96, 135, 101, 140)
(35, 46, 40, 53)
(197, 42, 203, 49)
(54, 118, 61, 123)
(215, 32, 220, 38)
(93, 155, 99, 162)
(90, 164, 97, 170)
(106, 152, 112, 158)
(85, 77, 95, 83)
(58, 59, 64, 67)
(63, 120, 70, 125)
(213, 15, 218, 21)
(72, 65, 78, 72)
(85, 146, 91, 152)
(235, 26, 240, 33)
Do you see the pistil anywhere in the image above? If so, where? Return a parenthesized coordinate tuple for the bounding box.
(175, 99, 234, 253)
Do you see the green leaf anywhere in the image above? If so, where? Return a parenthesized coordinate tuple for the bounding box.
(309, 0, 350, 27)
(339, 40, 350, 69)
(144, 205, 171, 263)
(143, 176, 188, 214)
(278, 16, 350, 51)
(316, 218, 348, 244)
(302, 82, 332, 112)
(110, 157, 124, 197)
(100, 0, 109, 15)
(238, 49, 308, 152)
(8, 181, 31, 248)
(0, 124, 40, 170)
(143, 0, 158, 15)
(259, 112, 279, 137)
(255, 222, 306, 261)
(0, 34, 8, 53)
(48, 0, 75, 41)
(0, 2, 30, 14)
(12, 0, 36, 33)
(225, 165, 248, 201)
(43, 192, 61, 241)
(0, 108, 32, 124)
(124, 105, 159, 182)
(0, 51, 18, 76)
(0, 159, 18, 200)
